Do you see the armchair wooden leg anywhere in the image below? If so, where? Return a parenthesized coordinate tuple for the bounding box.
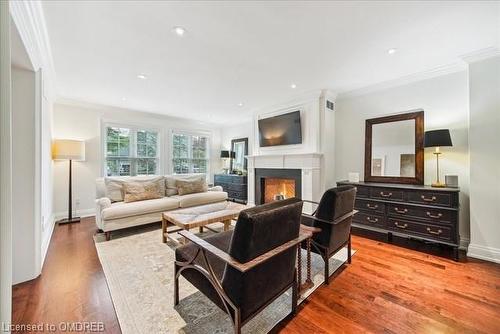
(324, 253, 330, 285)
(105, 231, 111, 241)
(292, 270, 298, 315)
(348, 234, 352, 264)
(234, 309, 242, 334)
(174, 264, 179, 306)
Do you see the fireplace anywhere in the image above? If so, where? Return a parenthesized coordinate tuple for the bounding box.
(255, 168, 301, 205)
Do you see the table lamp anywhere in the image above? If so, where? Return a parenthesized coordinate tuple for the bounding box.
(52, 139, 86, 224)
(424, 129, 452, 188)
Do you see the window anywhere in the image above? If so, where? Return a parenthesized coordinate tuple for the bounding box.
(172, 132, 210, 174)
(104, 125, 160, 176)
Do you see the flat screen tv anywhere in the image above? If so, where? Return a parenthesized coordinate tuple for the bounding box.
(258, 110, 302, 147)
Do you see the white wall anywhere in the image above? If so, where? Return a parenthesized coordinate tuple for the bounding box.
(334, 71, 470, 244)
(11, 67, 41, 284)
(52, 102, 222, 217)
(467, 55, 500, 263)
(220, 120, 254, 155)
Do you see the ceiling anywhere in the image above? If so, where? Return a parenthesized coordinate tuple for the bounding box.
(42, 1, 499, 125)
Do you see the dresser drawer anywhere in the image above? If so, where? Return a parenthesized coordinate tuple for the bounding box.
(355, 186, 370, 198)
(214, 174, 247, 184)
(370, 188, 404, 201)
(407, 191, 452, 207)
(388, 218, 454, 242)
(218, 182, 246, 192)
(387, 203, 455, 224)
(355, 199, 385, 214)
(353, 212, 386, 228)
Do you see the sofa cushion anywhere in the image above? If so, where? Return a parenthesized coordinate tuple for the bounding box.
(105, 176, 165, 202)
(176, 177, 208, 196)
(101, 197, 179, 220)
(174, 191, 228, 208)
(123, 181, 163, 203)
(165, 174, 206, 196)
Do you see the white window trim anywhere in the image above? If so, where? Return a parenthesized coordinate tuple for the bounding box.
(169, 128, 211, 177)
(101, 120, 164, 177)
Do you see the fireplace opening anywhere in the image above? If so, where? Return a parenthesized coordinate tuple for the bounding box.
(255, 168, 301, 205)
(263, 178, 296, 203)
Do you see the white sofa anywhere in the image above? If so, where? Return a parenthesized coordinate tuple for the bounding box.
(95, 174, 227, 239)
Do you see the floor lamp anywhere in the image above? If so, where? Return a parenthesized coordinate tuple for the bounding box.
(53, 139, 86, 224)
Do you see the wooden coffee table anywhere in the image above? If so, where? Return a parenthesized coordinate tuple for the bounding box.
(162, 201, 248, 245)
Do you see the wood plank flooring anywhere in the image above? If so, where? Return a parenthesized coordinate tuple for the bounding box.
(12, 217, 500, 333)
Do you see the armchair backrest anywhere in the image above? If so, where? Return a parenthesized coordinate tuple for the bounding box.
(222, 198, 303, 318)
(313, 186, 357, 252)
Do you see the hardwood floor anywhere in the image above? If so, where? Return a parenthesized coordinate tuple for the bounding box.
(12, 217, 500, 333)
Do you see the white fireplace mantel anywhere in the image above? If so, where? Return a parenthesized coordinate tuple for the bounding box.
(246, 153, 324, 207)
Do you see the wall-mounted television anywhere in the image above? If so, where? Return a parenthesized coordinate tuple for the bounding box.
(258, 110, 302, 147)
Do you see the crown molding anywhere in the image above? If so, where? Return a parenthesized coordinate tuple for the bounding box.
(461, 47, 500, 64)
(10, 0, 56, 98)
(337, 62, 467, 100)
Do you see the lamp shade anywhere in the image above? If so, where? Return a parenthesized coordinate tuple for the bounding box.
(424, 129, 452, 148)
(220, 150, 230, 158)
(52, 139, 85, 161)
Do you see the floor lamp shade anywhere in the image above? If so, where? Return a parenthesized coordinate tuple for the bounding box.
(52, 139, 86, 161)
(52, 139, 85, 224)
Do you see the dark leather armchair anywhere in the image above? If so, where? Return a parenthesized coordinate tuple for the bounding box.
(174, 198, 309, 334)
(301, 186, 357, 284)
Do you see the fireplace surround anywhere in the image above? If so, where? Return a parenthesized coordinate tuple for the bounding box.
(255, 168, 302, 205)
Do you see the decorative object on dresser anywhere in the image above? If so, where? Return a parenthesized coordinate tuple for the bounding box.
(337, 181, 460, 260)
(301, 186, 357, 284)
(230, 137, 248, 174)
(214, 173, 247, 203)
(364, 110, 424, 185)
(220, 150, 234, 174)
(52, 139, 86, 224)
(424, 129, 453, 187)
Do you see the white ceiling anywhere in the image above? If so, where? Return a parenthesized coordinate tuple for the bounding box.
(42, 1, 499, 125)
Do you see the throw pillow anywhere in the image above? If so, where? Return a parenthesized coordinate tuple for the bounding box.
(176, 178, 208, 196)
(166, 174, 206, 196)
(104, 178, 125, 202)
(123, 181, 163, 203)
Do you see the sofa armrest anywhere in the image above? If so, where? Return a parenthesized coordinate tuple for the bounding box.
(208, 185, 223, 192)
(95, 197, 112, 229)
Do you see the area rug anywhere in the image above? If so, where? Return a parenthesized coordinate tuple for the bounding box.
(95, 224, 354, 334)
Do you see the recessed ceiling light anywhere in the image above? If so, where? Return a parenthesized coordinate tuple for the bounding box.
(173, 26, 186, 36)
(387, 48, 397, 55)
(238, 102, 244, 107)
(137, 74, 147, 80)
(290, 83, 297, 89)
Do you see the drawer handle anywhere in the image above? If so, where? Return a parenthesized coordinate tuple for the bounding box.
(394, 207, 408, 214)
(380, 191, 392, 198)
(366, 217, 379, 223)
(394, 222, 408, 229)
(421, 195, 437, 202)
(426, 227, 443, 235)
(426, 211, 443, 219)
(366, 204, 378, 210)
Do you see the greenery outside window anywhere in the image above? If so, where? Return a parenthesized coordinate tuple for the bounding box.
(104, 125, 160, 176)
(172, 132, 210, 175)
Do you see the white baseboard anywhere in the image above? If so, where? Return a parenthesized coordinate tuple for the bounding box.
(41, 213, 56, 268)
(53, 208, 96, 220)
(459, 237, 470, 251)
(467, 243, 500, 264)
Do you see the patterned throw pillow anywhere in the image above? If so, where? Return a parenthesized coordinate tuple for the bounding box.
(123, 181, 163, 203)
(175, 178, 208, 196)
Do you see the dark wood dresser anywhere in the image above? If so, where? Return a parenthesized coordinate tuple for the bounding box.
(214, 174, 247, 204)
(337, 181, 460, 260)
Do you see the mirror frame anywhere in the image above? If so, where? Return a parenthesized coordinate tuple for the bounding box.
(364, 110, 424, 185)
(230, 137, 248, 173)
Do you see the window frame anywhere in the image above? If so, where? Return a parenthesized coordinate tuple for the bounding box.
(101, 121, 163, 177)
(170, 129, 211, 177)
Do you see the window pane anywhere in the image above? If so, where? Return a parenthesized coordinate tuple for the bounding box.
(118, 159, 131, 176)
(192, 159, 207, 173)
(137, 158, 157, 175)
(137, 130, 146, 144)
(173, 134, 189, 159)
(137, 143, 147, 157)
(106, 127, 130, 157)
(107, 142, 119, 156)
(119, 143, 129, 156)
(106, 159, 119, 176)
(172, 158, 190, 174)
(192, 136, 207, 159)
